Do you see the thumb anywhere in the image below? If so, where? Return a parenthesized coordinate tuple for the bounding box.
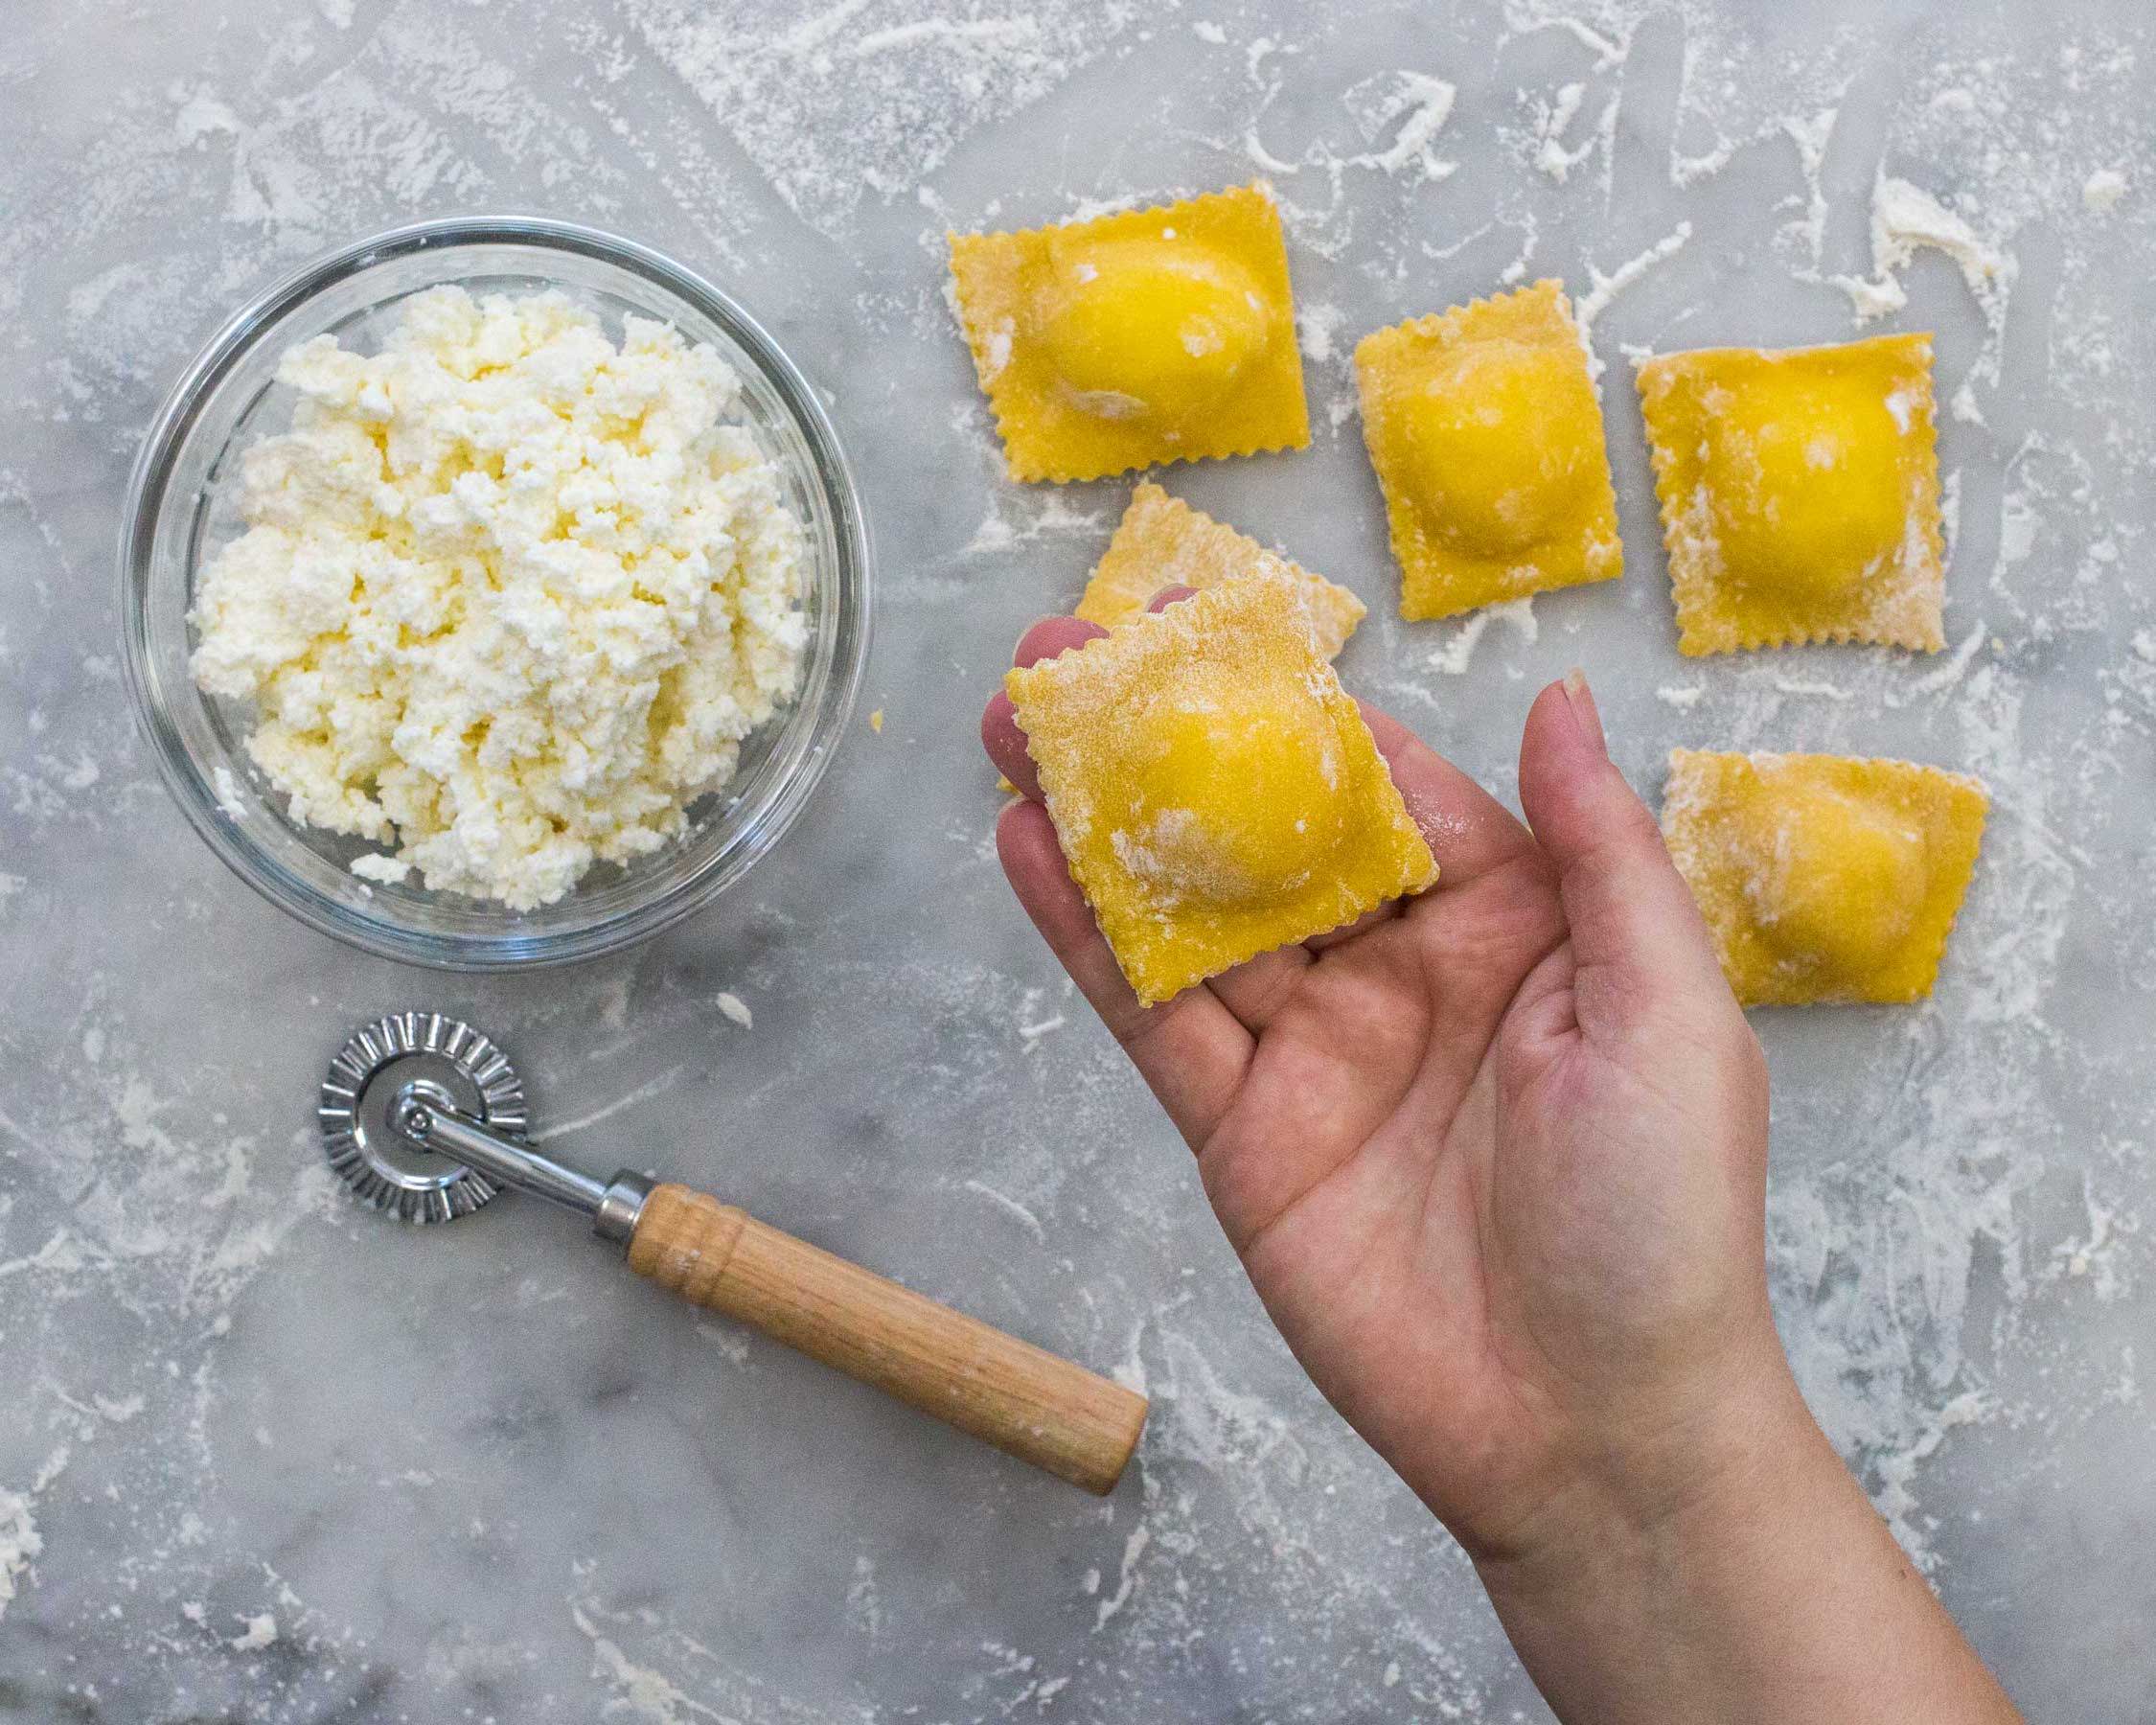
(1517, 672, 1736, 1033)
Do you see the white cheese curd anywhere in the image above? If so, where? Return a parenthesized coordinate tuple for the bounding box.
(190, 286, 809, 909)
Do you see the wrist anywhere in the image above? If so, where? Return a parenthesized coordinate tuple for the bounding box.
(1470, 1358, 1836, 1655)
(1462, 1368, 2018, 1724)
(1451, 1342, 1821, 1575)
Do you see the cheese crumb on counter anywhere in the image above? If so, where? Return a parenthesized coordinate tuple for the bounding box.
(190, 286, 809, 909)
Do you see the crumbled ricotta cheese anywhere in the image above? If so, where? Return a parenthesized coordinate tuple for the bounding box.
(349, 852, 412, 886)
(191, 287, 809, 909)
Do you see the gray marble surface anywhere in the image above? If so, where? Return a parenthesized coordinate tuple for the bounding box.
(3, 0, 2152, 1718)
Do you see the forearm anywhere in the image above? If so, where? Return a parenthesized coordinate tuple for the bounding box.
(1471, 1386, 2023, 1725)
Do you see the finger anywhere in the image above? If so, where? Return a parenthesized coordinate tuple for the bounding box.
(1356, 700, 1539, 888)
(1516, 671, 1736, 1032)
(981, 692, 1040, 798)
(980, 617, 1112, 800)
(1304, 900, 1402, 953)
(998, 583, 1312, 1035)
(1204, 943, 1314, 1031)
(1013, 614, 1111, 670)
(982, 588, 1301, 803)
(996, 800, 1251, 1144)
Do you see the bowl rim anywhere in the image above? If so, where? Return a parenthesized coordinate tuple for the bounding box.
(119, 213, 872, 971)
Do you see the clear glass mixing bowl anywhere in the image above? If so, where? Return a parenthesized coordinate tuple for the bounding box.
(121, 217, 870, 970)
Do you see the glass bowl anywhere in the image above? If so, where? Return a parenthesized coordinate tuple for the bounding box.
(121, 216, 870, 970)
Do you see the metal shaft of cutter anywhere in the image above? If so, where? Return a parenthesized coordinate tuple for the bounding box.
(390, 1089, 652, 1247)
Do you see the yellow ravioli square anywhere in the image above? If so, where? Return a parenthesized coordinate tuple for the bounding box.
(1637, 334, 1945, 656)
(1075, 482, 1366, 658)
(1661, 749, 1986, 1006)
(949, 184, 1311, 484)
(1354, 280, 1622, 621)
(1007, 572, 1436, 1005)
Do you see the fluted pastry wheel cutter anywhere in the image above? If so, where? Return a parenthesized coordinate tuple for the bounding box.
(319, 1010, 1148, 1493)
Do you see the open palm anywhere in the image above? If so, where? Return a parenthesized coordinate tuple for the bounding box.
(983, 610, 1782, 1560)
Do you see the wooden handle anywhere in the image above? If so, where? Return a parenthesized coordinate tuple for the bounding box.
(626, 1183, 1148, 1494)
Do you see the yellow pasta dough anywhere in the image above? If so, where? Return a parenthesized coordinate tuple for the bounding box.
(948, 184, 1311, 484)
(1075, 481, 1365, 658)
(1007, 572, 1436, 1004)
(1661, 749, 1986, 1006)
(1354, 280, 1621, 621)
(1636, 334, 1945, 656)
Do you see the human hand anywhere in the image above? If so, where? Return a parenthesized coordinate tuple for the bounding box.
(983, 595, 1780, 1554)
(982, 594, 2019, 1723)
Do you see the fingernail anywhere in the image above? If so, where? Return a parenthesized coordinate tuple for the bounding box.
(1562, 667, 1607, 758)
(1016, 614, 1060, 653)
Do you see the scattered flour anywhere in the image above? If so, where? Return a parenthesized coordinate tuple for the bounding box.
(959, 486, 1110, 560)
(539, 1065, 686, 1141)
(962, 1179, 1047, 1242)
(2050, 1172, 2136, 1301)
(2081, 167, 2128, 213)
(1778, 108, 1840, 264)
(1766, 675, 1851, 702)
(1295, 300, 1347, 364)
(571, 1603, 722, 1724)
(1573, 221, 1692, 374)
(0, 1489, 43, 1624)
(1887, 623, 1989, 706)
(1831, 173, 2017, 328)
(1238, 68, 1467, 259)
(627, 1, 1143, 233)
(171, 84, 246, 150)
(1531, 80, 1598, 182)
(1091, 1525, 1150, 1632)
(1500, 4, 1630, 73)
(1343, 72, 1458, 182)
(1425, 598, 1539, 675)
